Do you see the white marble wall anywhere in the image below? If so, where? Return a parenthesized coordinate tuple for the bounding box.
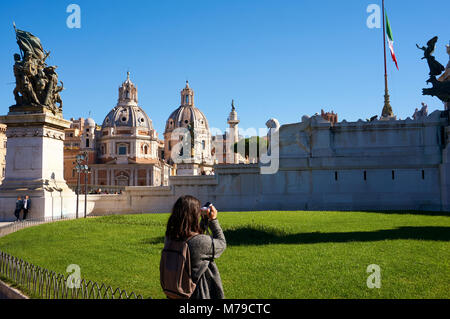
(81, 110, 449, 215)
(0, 113, 76, 221)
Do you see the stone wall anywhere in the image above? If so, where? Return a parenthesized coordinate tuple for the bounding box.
(0, 124, 6, 184)
(82, 110, 449, 215)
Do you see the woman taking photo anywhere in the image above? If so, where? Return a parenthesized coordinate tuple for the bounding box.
(161, 195, 227, 299)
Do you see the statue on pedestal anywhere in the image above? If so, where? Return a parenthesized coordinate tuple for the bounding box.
(0, 25, 74, 221)
(11, 24, 64, 116)
(187, 122, 195, 158)
(417, 37, 450, 105)
(438, 43, 450, 82)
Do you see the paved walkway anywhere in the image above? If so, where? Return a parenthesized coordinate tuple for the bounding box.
(0, 222, 14, 228)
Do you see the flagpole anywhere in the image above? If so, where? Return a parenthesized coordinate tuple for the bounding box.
(381, 0, 393, 118)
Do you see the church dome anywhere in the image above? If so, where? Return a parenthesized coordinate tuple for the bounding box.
(165, 105, 209, 132)
(102, 105, 153, 130)
(101, 72, 153, 131)
(164, 81, 209, 133)
(85, 117, 95, 127)
(163, 81, 213, 167)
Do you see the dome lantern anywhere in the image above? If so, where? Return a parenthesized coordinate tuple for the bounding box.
(118, 71, 138, 107)
(181, 80, 194, 106)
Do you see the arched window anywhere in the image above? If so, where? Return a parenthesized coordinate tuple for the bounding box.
(143, 144, 149, 155)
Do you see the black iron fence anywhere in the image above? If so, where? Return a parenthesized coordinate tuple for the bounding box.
(0, 214, 77, 238)
(0, 216, 145, 299)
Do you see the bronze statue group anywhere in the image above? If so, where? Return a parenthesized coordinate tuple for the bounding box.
(14, 195, 31, 222)
(417, 36, 450, 105)
(12, 24, 64, 114)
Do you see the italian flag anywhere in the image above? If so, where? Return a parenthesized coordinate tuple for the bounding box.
(385, 12, 399, 70)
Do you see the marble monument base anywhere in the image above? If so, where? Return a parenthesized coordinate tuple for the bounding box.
(0, 110, 76, 221)
(176, 162, 201, 176)
(379, 115, 397, 121)
(176, 159, 214, 176)
(0, 188, 77, 222)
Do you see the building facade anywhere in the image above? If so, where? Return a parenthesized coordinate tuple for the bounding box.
(64, 117, 98, 186)
(62, 77, 253, 185)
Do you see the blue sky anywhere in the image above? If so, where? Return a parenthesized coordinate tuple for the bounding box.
(0, 0, 449, 137)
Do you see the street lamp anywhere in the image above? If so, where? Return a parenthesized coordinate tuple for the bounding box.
(84, 164, 91, 218)
(74, 152, 90, 219)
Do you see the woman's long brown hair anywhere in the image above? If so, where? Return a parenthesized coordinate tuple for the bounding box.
(166, 195, 204, 241)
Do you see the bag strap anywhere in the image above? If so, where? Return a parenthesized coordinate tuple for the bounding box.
(181, 233, 215, 262)
(210, 235, 215, 262)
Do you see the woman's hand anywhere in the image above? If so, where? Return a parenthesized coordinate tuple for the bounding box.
(208, 205, 218, 220)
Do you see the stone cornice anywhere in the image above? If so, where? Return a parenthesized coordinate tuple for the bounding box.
(5, 126, 65, 140)
(0, 113, 71, 131)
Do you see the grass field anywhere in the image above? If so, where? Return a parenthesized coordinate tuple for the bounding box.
(0, 211, 449, 299)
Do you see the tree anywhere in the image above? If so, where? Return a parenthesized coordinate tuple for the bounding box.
(233, 136, 268, 159)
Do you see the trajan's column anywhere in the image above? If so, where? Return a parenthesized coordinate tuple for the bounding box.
(0, 26, 75, 221)
(227, 100, 242, 164)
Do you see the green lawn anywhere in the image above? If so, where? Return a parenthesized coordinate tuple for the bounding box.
(0, 211, 449, 299)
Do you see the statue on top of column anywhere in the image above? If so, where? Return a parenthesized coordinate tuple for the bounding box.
(11, 24, 64, 116)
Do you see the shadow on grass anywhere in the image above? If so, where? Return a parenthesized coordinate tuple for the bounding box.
(144, 237, 165, 245)
(352, 210, 450, 217)
(144, 226, 450, 246)
(223, 226, 450, 246)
